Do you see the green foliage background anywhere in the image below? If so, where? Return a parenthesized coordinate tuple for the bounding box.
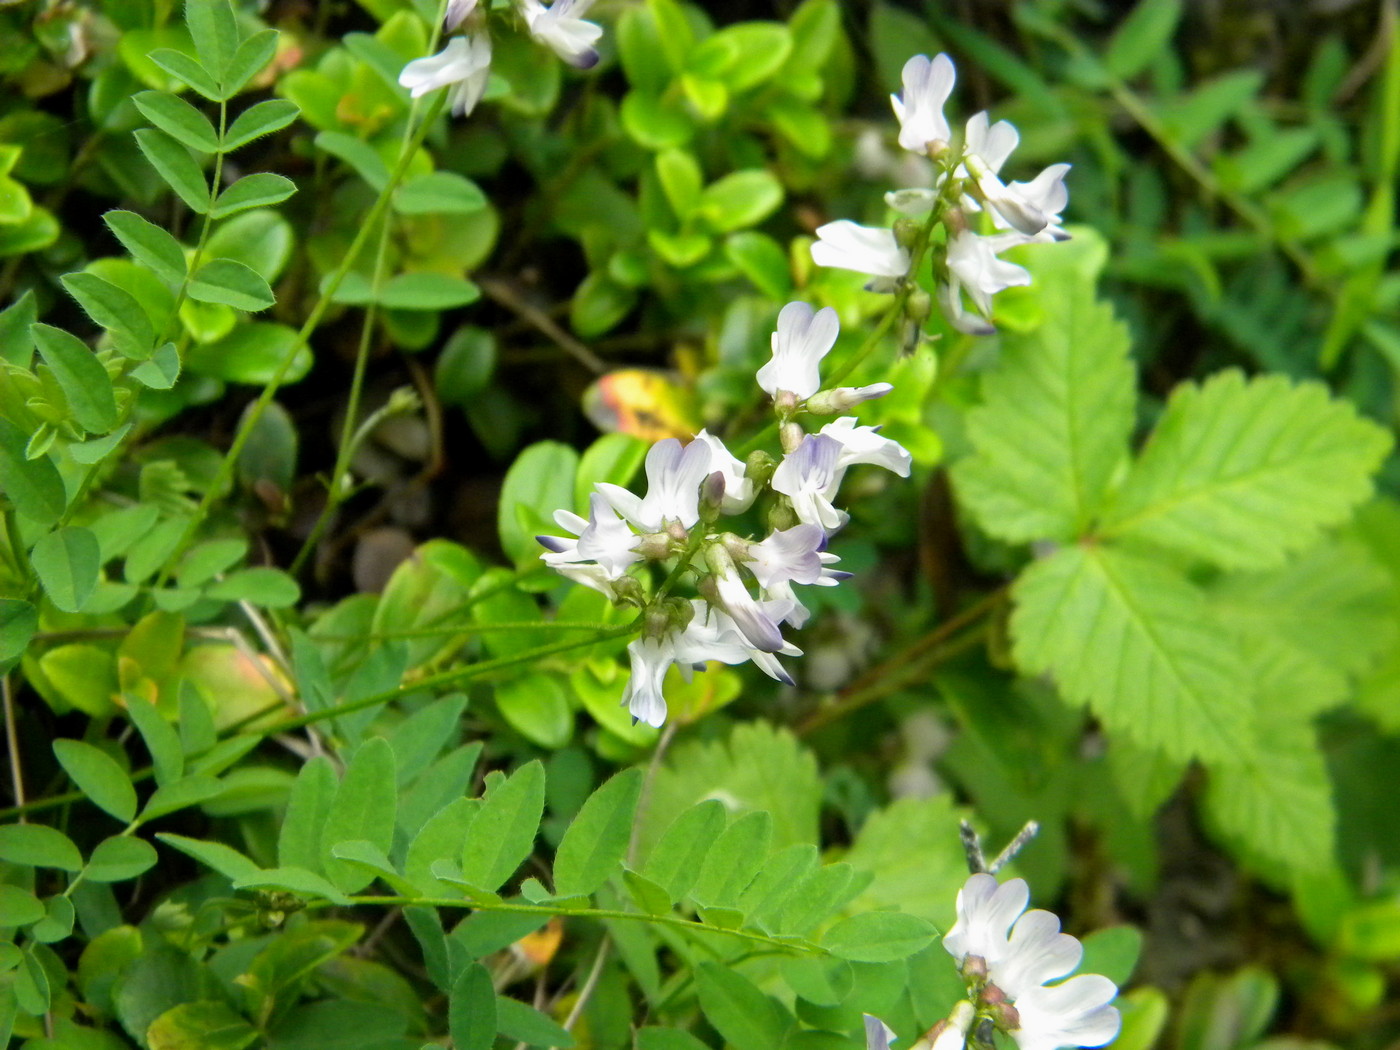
(2, 0, 1400, 1049)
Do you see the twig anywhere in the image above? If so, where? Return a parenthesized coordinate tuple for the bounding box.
(3, 674, 26, 820)
(562, 939, 611, 1032)
(479, 276, 607, 374)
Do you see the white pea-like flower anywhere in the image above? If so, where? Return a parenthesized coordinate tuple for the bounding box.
(939, 229, 1032, 335)
(756, 301, 842, 401)
(444, 0, 478, 30)
(810, 221, 911, 289)
(944, 874, 1121, 1050)
(398, 34, 493, 118)
(597, 436, 711, 531)
(771, 433, 849, 534)
(518, 0, 604, 68)
(891, 53, 956, 154)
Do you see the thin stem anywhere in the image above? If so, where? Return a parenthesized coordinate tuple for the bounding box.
(2, 675, 26, 819)
(153, 92, 449, 589)
(561, 939, 610, 1032)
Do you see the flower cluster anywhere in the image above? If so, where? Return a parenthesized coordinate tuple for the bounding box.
(398, 0, 603, 119)
(811, 53, 1071, 335)
(539, 301, 911, 727)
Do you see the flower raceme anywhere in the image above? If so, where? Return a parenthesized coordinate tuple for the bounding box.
(538, 300, 911, 726)
(810, 51, 1072, 334)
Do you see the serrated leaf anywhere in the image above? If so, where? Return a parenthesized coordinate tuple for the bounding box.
(135, 129, 210, 212)
(133, 91, 220, 152)
(822, 911, 937, 962)
(104, 210, 187, 284)
(157, 832, 262, 881)
(32, 526, 102, 613)
(61, 272, 156, 360)
(53, 739, 138, 822)
(460, 760, 545, 892)
(211, 172, 296, 218)
(322, 739, 397, 893)
(1010, 543, 1251, 763)
(189, 258, 275, 311)
(222, 99, 299, 151)
(842, 795, 975, 927)
(32, 323, 119, 433)
(552, 768, 642, 898)
(1100, 372, 1390, 569)
(952, 261, 1134, 543)
(1204, 719, 1335, 875)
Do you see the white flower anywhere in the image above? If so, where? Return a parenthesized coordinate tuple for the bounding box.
(519, 0, 604, 69)
(885, 187, 938, 216)
(862, 1015, 896, 1050)
(743, 524, 847, 628)
(819, 417, 912, 477)
(757, 301, 841, 401)
(939, 229, 1032, 335)
(398, 34, 492, 118)
(711, 563, 787, 653)
(891, 53, 956, 154)
(693, 429, 755, 514)
(960, 112, 1061, 238)
(771, 433, 848, 533)
(444, 0, 478, 30)
(944, 874, 1121, 1050)
(620, 635, 674, 727)
(810, 221, 911, 289)
(674, 600, 801, 686)
(537, 494, 640, 596)
(597, 436, 711, 531)
(1001, 163, 1072, 243)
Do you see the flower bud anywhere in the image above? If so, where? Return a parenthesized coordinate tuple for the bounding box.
(993, 1002, 1020, 1032)
(962, 954, 988, 981)
(766, 497, 798, 532)
(906, 289, 932, 325)
(805, 384, 894, 415)
(745, 450, 776, 488)
(893, 217, 921, 251)
(631, 532, 673, 560)
(720, 531, 750, 562)
(774, 389, 799, 417)
(666, 519, 690, 544)
(644, 603, 672, 637)
(662, 596, 695, 632)
(780, 421, 805, 454)
(700, 470, 726, 523)
(611, 576, 646, 607)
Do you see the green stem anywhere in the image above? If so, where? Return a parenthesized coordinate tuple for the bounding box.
(152, 92, 449, 590)
(169, 100, 230, 351)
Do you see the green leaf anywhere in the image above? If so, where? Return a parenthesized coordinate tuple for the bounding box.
(640, 798, 726, 903)
(655, 149, 704, 219)
(185, 0, 239, 84)
(231, 866, 352, 905)
(280, 756, 337, 872)
(0, 885, 46, 926)
(146, 1000, 258, 1050)
(61, 272, 156, 360)
(0, 289, 36, 365)
(842, 795, 973, 929)
(329, 840, 418, 895)
(148, 48, 223, 101)
(0, 823, 83, 871)
(691, 810, 771, 908)
(321, 739, 397, 893)
(189, 258, 276, 311)
(53, 739, 138, 822)
(822, 911, 937, 962)
(1158, 69, 1265, 151)
(135, 129, 210, 212)
(460, 760, 545, 892)
(0, 598, 37, 663)
(133, 90, 220, 152)
(223, 30, 278, 98)
(1203, 718, 1335, 875)
(156, 832, 262, 882)
(123, 694, 185, 787)
(32, 323, 120, 433)
(1101, 372, 1391, 570)
(1010, 544, 1251, 763)
(725, 232, 792, 300)
(315, 131, 390, 191)
(952, 250, 1134, 543)
(697, 169, 784, 232)
(176, 538, 248, 588)
(395, 171, 487, 215)
(211, 172, 296, 219)
(495, 674, 573, 749)
(0, 419, 64, 526)
(86, 835, 159, 882)
(695, 963, 789, 1050)
(495, 996, 575, 1048)
(142, 774, 225, 819)
(104, 209, 188, 284)
(29, 895, 75, 943)
(379, 272, 480, 310)
(405, 797, 479, 894)
(1078, 925, 1144, 987)
(450, 963, 497, 1050)
(204, 566, 301, 606)
(570, 270, 637, 338)
(1104, 0, 1184, 79)
(498, 441, 579, 566)
(222, 99, 299, 151)
(553, 768, 642, 898)
(32, 526, 102, 613)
